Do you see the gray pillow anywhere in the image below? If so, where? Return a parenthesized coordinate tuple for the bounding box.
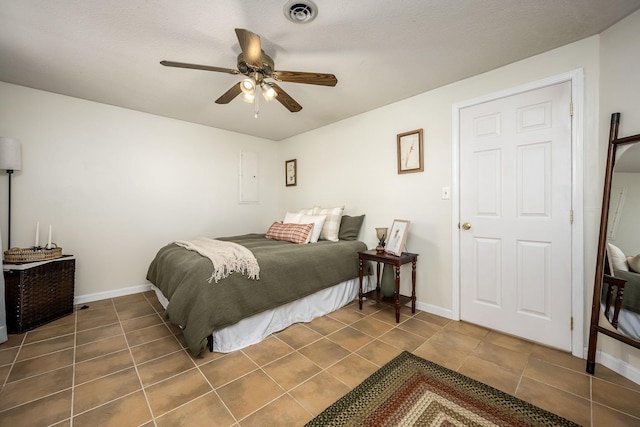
(338, 215, 365, 240)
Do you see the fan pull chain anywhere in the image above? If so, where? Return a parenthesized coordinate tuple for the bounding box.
(254, 85, 260, 118)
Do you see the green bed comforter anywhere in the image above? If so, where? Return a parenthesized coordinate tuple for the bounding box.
(146, 234, 368, 355)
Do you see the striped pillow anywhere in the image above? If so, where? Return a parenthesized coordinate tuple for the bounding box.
(313, 206, 344, 242)
(266, 222, 313, 244)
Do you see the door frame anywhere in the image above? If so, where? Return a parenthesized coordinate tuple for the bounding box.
(451, 69, 585, 357)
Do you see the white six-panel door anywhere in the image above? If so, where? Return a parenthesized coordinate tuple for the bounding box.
(459, 81, 572, 350)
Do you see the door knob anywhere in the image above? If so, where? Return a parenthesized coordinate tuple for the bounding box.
(461, 222, 471, 230)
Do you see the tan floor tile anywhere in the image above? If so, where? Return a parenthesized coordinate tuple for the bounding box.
(0, 346, 19, 366)
(24, 323, 75, 344)
(351, 316, 394, 337)
(275, 324, 323, 349)
(199, 351, 258, 388)
(412, 341, 467, 371)
(78, 298, 114, 310)
(471, 340, 530, 375)
(129, 335, 183, 365)
(262, 352, 322, 390)
(289, 371, 351, 415)
(73, 390, 152, 427)
(444, 320, 490, 339)
(0, 366, 73, 411)
(428, 329, 482, 354)
(515, 377, 590, 426)
(327, 326, 373, 352)
(120, 313, 163, 333)
(327, 353, 379, 388)
(592, 377, 640, 418)
(356, 339, 404, 367)
(523, 357, 590, 399)
(8, 348, 74, 382)
(397, 317, 442, 338)
(76, 307, 119, 332)
(483, 330, 535, 354)
(16, 334, 75, 361)
(125, 323, 172, 347)
(368, 306, 413, 325)
(137, 350, 195, 386)
(0, 364, 10, 385)
(0, 388, 71, 427)
(458, 355, 520, 395)
(74, 349, 134, 385)
(115, 299, 157, 320)
(327, 305, 367, 324)
(530, 344, 586, 373)
(378, 327, 425, 351)
(75, 323, 123, 346)
(38, 313, 76, 329)
(412, 310, 450, 326)
(1, 333, 26, 349)
(592, 364, 640, 392)
(145, 368, 212, 417)
(75, 334, 128, 363)
(306, 315, 346, 335)
(592, 402, 640, 427)
(240, 394, 312, 427)
(298, 338, 351, 369)
(155, 391, 236, 427)
(242, 336, 293, 366)
(216, 370, 285, 420)
(73, 367, 141, 414)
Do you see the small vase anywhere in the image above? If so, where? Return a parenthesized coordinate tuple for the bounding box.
(380, 264, 396, 297)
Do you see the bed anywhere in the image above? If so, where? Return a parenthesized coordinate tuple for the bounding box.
(146, 232, 372, 356)
(602, 269, 640, 339)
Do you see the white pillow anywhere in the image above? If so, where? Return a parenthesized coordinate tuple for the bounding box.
(608, 243, 629, 272)
(299, 207, 314, 215)
(283, 211, 303, 223)
(628, 255, 640, 273)
(312, 206, 344, 242)
(299, 214, 326, 243)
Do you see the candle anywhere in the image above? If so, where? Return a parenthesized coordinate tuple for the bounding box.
(47, 225, 52, 249)
(35, 222, 40, 247)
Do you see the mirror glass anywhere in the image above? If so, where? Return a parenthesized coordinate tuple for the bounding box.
(601, 141, 640, 340)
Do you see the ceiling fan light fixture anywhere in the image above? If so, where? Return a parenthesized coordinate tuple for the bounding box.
(261, 82, 277, 101)
(283, 0, 317, 24)
(240, 77, 256, 94)
(241, 91, 255, 103)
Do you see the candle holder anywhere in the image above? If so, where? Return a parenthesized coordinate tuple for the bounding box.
(4, 243, 62, 263)
(375, 227, 388, 253)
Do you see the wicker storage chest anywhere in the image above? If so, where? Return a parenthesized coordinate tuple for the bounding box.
(4, 256, 75, 333)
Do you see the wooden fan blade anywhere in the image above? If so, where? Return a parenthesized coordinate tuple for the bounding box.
(270, 83, 302, 112)
(160, 60, 239, 75)
(215, 83, 242, 104)
(273, 70, 338, 87)
(235, 28, 262, 67)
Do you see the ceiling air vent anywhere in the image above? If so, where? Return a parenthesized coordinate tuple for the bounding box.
(284, 0, 318, 24)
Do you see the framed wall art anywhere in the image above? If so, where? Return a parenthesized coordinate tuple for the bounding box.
(285, 159, 297, 186)
(397, 129, 424, 174)
(385, 219, 410, 256)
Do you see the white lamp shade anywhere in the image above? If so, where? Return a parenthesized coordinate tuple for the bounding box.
(0, 137, 22, 171)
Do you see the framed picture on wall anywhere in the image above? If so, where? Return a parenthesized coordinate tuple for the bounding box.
(285, 159, 297, 186)
(397, 129, 424, 174)
(385, 219, 410, 256)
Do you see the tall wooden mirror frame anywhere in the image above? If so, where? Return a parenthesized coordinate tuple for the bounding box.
(586, 112, 640, 374)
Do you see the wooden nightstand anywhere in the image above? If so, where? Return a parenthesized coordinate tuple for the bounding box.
(358, 250, 418, 322)
(3, 256, 75, 333)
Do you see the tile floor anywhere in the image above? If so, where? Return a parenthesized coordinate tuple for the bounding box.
(1, 291, 640, 426)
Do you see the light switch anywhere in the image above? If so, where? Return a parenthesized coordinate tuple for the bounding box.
(442, 187, 450, 199)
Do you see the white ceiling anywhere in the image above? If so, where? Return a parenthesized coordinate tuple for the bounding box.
(1, 1, 639, 141)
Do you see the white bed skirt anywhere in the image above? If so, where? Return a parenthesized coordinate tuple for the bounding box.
(601, 302, 640, 340)
(152, 275, 373, 353)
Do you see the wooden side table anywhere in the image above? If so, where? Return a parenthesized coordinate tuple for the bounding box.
(3, 256, 76, 333)
(358, 250, 418, 322)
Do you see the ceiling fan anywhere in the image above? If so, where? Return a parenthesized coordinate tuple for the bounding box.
(160, 28, 338, 114)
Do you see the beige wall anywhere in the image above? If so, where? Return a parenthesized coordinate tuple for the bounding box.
(0, 83, 281, 297)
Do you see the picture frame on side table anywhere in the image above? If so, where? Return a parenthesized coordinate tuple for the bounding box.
(285, 159, 297, 187)
(397, 129, 424, 174)
(385, 219, 410, 256)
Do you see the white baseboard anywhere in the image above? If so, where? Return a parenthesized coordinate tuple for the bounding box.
(587, 348, 640, 385)
(74, 284, 152, 305)
(414, 301, 453, 320)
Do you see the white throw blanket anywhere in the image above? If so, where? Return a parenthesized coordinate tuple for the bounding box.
(174, 237, 260, 283)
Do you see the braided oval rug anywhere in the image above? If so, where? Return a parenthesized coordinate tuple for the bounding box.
(305, 351, 579, 427)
